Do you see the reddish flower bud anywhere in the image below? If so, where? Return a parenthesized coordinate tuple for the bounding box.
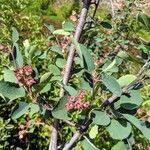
(23, 65, 33, 76)
(24, 76, 36, 87)
(65, 90, 89, 110)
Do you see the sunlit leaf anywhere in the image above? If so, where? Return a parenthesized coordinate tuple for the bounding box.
(52, 96, 70, 120)
(0, 82, 25, 100)
(12, 27, 19, 43)
(80, 44, 95, 73)
(40, 72, 51, 83)
(111, 141, 127, 150)
(82, 136, 98, 150)
(107, 119, 132, 140)
(117, 74, 136, 87)
(123, 114, 150, 140)
(89, 125, 98, 139)
(102, 74, 122, 96)
(3, 68, 18, 83)
(56, 58, 66, 68)
(64, 85, 77, 96)
(62, 21, 75, 32)
(114, 90, 142, 110)
(53, 29, 70, 35)
(50, 45, 63, 55)
(92, 110, 110, 126)
(12, 102, 29, 120)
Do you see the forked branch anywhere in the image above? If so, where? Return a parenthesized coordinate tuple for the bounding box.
(62, 60, 150, 150)
(49, 1, 92, 149)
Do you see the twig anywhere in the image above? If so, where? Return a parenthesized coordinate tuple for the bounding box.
(64, 120, 75, 127)
(62, 132, 81, 150)
(49, 1, 92, 149)
(92, 0, 101, 19)
(109, 0, 115, 18)
(49, 120, 59, 150)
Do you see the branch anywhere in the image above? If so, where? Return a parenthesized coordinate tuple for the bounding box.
(109, 0, 115, 18)
(101, 60, 150, 108)
(49, 1, 92, 149)
(62, 61, 150, 149)
(49, 120, 59, 150)
(62, 132, 81, 150)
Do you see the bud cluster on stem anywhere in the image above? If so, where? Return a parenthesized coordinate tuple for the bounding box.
(15, 65, 36, 87)
(65, 90, 89, 110)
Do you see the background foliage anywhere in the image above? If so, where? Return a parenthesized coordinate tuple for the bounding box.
(0, 0, 150, 149)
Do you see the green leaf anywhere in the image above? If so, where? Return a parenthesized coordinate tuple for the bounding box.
(12, 27, 19, 43)
(89, 125, 98, 139)
(40, 72, 51, 83)
(29, 103, 40, 117)
(12, 102, 29, 120)
(74, 57, 84, 67)
(102, 74, 122, 96)
(72, 38, 83, 60)
(117, 51, 129, 59)
(3, 68, 18, 83)
(79, 78, 92, 91)
(29, 45, 37, 57)
(23, 39, 30, 58)
(44, 23, 55, 33)
(64, 85, 77, 96)
(137, 13, 150, 30)
(117, 74, 136, 87)
(103, 59, 117, 73)
(82, 136, 98, 150)
(62, 21, 75, 32)
(114, 90, 142, 110)
(146, 69, 150, 77)
(72, 40, 94, 72)
(80, 44, 95, 73)
(127, 133, 135, 146)
(111, 141, 127, 150)
(14, 43, 24, 67)
(123, 114, 150, 140)
(100, 21, 112, 29)
(40, 83, 51, 94)
(53, 29, 70, 35)
(102, 59, 119, 74)
(48, 64, 60, 76)
(102, 57, 122, 74)
(55, 58, 66, 68)
(50, 45, 63, 55)
(92, 110, 110, 126)
(0, 82, 25, 100)
(107, 119, 132, 140)
(39, 51, 47, 59)
(51, 76, 62, 81)
(52, 96, 70, 120)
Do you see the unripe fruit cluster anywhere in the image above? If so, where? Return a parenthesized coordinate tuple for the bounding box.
(65, 90, 89, 110)
(15, 65, 36, 87)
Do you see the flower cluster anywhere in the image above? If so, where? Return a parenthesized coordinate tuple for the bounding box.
(18, 121, 30, 139)
(0, 44, 10, 54)
(61, 65, 66, 77)
(60, 36, 71, 53)
(15, 65, 36, 87)
(69, 10, 78, 22)
(18, 125, 27, 139)
(94, 58, 103, 66)
(65, 90, 89, 110)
